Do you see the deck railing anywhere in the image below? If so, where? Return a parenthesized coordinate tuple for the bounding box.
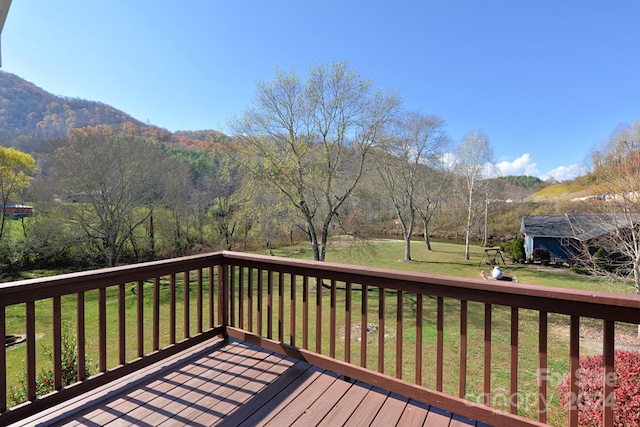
(1, 251, 639, 426)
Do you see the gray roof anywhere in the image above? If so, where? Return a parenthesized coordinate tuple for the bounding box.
(520, 215, 575, 238)
(522, 212, 640, 241)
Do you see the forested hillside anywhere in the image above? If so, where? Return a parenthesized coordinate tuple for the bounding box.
(0, 71, 228, 152)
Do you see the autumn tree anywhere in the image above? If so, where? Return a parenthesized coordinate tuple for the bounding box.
(377, 111, 449, 260)
(455, 130, 496, 260)
(50, 127, 170, 267)
(230, 61, 400, 261)
(0, 146, 36, 240)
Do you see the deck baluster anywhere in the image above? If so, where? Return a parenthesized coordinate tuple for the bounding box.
(153, 277, 160, 351)
(248, 267, 254, 333)
(278, 272, 284, 342)
(459, 300, 468, 398)
(483, 303, 492, 405)
(138, 280, 144, 356)
(118, 284, 126, 365)
(197, 268, 203, 334)
(302, 275, 309, 350)
(568, 315, 580, 427)
(510, 306, 519, 414)
(378, 287, 385, 373)
(257, 268, 263, 336)
(289, 273, 296, 346)
(316, 277, 322, 354)
(345, 281, 352, 364)
(396, 290, 403, 379)
(170, 274, 176, 344)
(603, 319, 615, 426)
(436, 296, 444, 392)
(415, 293, 423, 386)
(98, 288, 107, 372)
(330, 279, 337, 358)
(267, 270, 273, 339)
(53, 296, 62, 390)
(361, 284, 368, 368)
(538, 311, 548, 424)
(26, 301, 36, 401)
(77, 292, 86, 382)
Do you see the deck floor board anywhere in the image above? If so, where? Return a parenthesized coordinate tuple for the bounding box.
(13, 337, 485, 427)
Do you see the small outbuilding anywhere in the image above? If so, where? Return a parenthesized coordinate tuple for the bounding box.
(520, 212, 640, 263)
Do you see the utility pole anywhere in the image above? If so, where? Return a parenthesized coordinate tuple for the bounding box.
(483, 190, 489, 246)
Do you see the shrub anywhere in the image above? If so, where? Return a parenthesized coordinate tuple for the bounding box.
(511, 236, 525, 262)
(8, 324, 92, 407)
(533, 248, 550, 263)
(558, 349, 640, 426)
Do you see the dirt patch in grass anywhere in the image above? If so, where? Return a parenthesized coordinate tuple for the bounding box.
(339, 323, 395, 343)
(550, 323, 640, 355)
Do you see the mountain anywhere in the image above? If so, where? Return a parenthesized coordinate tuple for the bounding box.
(0, 71, 228, 152)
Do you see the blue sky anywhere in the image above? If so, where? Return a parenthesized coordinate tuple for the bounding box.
(4, 1, 640, 181)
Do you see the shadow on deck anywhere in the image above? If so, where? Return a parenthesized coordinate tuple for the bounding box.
(15, 337, 482, 427)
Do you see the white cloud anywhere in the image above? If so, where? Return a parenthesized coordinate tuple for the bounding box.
(495, 153, 539, 177)
(540, 164, 586, 182)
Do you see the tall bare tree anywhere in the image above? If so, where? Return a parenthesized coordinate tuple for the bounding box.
(230, 61, 400, 261)
(455, 130, 496, 260)
(578, 122, 640, 290)
(51, 127, 170, 267)
(415, 164, 450, 252)
(378, 111, 449, 260)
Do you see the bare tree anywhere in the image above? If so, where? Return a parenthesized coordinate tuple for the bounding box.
(576, 122, 640, 306)
(50, 127, 170, 267)
(377, 111, 449, 260)
(455, 130, 496, 260)
(415, 164, 450, 251)
(230, 61, 400, 261)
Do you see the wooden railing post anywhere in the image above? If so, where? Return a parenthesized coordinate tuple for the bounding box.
(218, 263, 229, 337)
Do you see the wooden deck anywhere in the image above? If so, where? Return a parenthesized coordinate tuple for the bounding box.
(14, 337, 485, 427)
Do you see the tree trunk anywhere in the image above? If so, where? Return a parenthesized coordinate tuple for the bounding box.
(307, 221, 321, 262)
(149, 213, 155, 259)
(423, 218, 432, 251)
(465, 193, 473, 261)
(404, 212, 414, 261)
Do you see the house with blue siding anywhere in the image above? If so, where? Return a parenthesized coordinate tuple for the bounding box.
(520, 212, 640, 263)
(520, 215, 579, 262)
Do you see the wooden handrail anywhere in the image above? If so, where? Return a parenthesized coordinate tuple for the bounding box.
(1, 250, 639, 426)
(0, 252, 225, 426)
(220, 251, 640, 427)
